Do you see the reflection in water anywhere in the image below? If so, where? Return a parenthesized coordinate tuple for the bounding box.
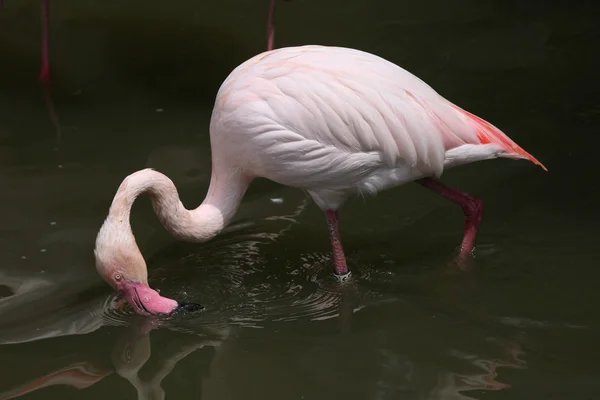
(429, 339, 525, 399)
(202, 310, 527, 400)
(0, 304, 227, 400)
(0, 281, 529, 400)
(0, 289, 115, 345)
(0, 362, 111, 400)
(110, 316, 224, 400)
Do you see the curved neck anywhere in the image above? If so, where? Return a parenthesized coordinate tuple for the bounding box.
(97, 168, 249, 250)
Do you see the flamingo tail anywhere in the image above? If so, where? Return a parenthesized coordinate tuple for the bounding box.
(453, 105, 547, 171)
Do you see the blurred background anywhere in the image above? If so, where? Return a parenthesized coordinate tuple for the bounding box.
(0, 0, 599, 399)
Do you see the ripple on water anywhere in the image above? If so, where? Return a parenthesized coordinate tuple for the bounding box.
(145, 239, 407, 331)
(99, 228, 449, 335)
(100, 196, 405, 331)
(100, 296, 136, 327)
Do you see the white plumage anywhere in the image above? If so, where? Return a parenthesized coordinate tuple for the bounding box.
(210, 45, 543, 209)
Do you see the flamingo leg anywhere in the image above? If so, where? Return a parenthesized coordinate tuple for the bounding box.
(325, 210, 351, 281)
(40, 0, 50, 85)
(417, 177, 484, 258)
(267, 0, 276, 51)
(39, 0, 63, 165)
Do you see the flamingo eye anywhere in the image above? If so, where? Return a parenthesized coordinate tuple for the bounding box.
(115, 273, 122, 281)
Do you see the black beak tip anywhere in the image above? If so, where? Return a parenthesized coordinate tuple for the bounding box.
(174, 302, 204, 314)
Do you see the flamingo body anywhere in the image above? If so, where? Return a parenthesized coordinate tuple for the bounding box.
(210, 45, 544, 210)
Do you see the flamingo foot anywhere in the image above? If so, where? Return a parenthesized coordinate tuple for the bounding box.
(334, 271, 352, 283)
(417, 177, 484, 258)
(325, 210, 350, 278)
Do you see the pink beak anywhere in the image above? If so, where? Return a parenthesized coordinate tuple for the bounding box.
(120, 281, 202, 315)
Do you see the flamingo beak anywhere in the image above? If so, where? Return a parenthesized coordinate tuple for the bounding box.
(120, 281, 203, 315)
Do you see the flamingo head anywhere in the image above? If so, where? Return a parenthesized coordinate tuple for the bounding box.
(94, 244, 202, 316)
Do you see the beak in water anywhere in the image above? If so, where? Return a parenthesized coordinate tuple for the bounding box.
(120, 281, 203, 315)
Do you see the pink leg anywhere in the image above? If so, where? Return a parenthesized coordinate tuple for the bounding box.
(417, 177, 484, 258)
(325, 210, 351, 280)
(267, 0, 276, 51)
(40, 0, 50, 85)
(39, 0, 63, 165)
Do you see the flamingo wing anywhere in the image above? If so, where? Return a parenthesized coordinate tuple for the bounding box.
(212, 46, 545, 193)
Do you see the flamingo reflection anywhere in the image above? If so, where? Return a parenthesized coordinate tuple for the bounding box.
(428, 338, 526, 399)
(0, 362, 111, 400)
(111, 316, 222, 400)
(0, 313, 226, 400)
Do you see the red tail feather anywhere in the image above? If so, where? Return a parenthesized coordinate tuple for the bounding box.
(454, 105, 548, 171)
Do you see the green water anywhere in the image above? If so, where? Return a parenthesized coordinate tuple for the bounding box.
(0, 0, 599, 399)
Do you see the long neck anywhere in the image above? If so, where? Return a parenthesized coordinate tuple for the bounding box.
(98, 168, 249, 248)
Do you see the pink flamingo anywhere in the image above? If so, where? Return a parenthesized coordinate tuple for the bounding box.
(94, 45, 546, 316)
(93, 1, 546, 315)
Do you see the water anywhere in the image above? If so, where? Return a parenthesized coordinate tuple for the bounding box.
(1, 0, 599, 399)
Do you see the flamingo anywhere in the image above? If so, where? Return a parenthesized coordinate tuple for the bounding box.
(93, 44, 546, 316)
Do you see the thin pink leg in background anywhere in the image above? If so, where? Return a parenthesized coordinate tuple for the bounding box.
(267, 0, 276, 50)
(40, 0, 63, 166)
(40, 0, 50, 85)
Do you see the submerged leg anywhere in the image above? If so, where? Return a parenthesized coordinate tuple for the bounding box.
(417, 177, 484, 258)
(325, 210, 351, 281)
